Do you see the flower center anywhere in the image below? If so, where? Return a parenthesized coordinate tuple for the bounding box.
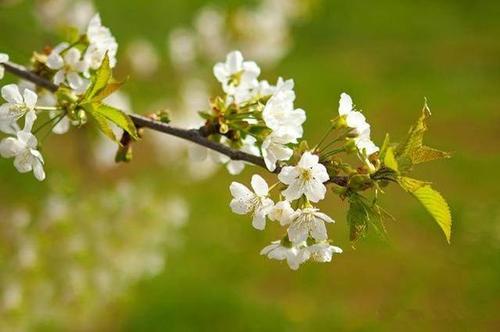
(299, 168, 313, 181)
(229, 70, 244, 87)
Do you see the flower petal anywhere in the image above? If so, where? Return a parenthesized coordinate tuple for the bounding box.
(281, 180, 304, 202)
(310, 219, 328, 242)
(277, 166, 299, 185)
(251, 174, 269, 196)
(66, 72, 84, 90)
(230, 199, 252, 215)
(260, 242, 280, 256)
(46, 53, 64, 70)
(338, 92, 353, 115)
(33, 159, 46, 181)
(64, 48, 81, 66)
(252, 212, 267, 230)
(23, 110, 37, 133)
(315, 211, 334, 224)
(226, 50, 243, 73)
(52, 116, 70, 135)
(13, 152, 32, 173)
(2, 84, 23, 104)
(312, 163, 329, 183)
(22, 89, 37, 109)
(0, 137, 24, 158)
(262, 147, 277, 172)
(298, 151, 319, 168)
(213, 63, 227, 83)
(305, 179, 326, 203)
(53, 70, 65, 85)
(288, 222, 308, 244)
(229, 182, 252, 199)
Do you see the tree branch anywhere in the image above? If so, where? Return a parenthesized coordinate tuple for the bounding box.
(1, 61, 348, 186)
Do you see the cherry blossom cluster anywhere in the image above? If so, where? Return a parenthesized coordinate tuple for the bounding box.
(159, 0, 317, 180)
(194, 51, 307, 175)
(206, 51, 383, 269)
(0, 14, 117, 181)
(230, 158, 342, 270)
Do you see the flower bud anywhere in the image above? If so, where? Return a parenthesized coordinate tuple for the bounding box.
(219, 123, 229, 134)
(331, 115, 347, 129)
(76, 109, 87, 126)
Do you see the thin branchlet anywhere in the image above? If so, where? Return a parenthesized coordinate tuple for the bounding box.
(1, 61, 348, 186)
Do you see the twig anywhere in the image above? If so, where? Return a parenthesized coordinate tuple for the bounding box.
(1, 61, 349, 186)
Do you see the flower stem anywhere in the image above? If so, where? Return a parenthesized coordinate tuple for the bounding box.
(314, 125, 335, 152)
(35, 106, 59, 111)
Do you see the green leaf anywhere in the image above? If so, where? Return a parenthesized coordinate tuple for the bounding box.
(412, 146, 451, 165)
(198, 111, 212, 120)
(92, 79, 125, 102)
(394, 101, 431, 173)
(347, 195, 369, 243)
(394, 100, 450, 173)
(347, 194, 388, 243)
(379, 133, 390, 161)
(413, 186, 452, 243)
(383, 146, 399, 172)
(398, 177, 452, 243)
(88, 108, 118, 142)
(395, 101, 430, 158)
(83, 54, 111, 102)
(397, 176, 429, 192)
(91, 103, 138, 139)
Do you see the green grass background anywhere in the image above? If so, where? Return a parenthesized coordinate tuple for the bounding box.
(1, 0, 499, 331)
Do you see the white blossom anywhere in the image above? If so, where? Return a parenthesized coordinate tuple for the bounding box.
(287, 207, 334, 244)
(268, 200, 294, 226)
(338, 92, 379, 156)
(260, 240, 308, 270)
(274, 77, 295, 98)
(0, 110, 45, 181)
(303, 242, 343, 263)
(356, 136, 380, 156)
(46, 43, 90, 93)
(213, 50, 260, 103)
(261, 130, 295, 171)
(0, 84, 37, 134)
(84, 14, 118, 69)
(278, 151, 329, 203)
(254, 80, 276, 98)
(254, 77, 293, 100)
(262, 82, 305, 139)
(0, 52, 8, 80)
(229, 174, 274, 230)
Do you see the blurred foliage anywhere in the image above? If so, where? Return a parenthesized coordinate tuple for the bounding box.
(0, 0, 499, 331)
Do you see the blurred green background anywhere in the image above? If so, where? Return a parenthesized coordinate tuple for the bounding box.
(1, 0, 499, 331)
